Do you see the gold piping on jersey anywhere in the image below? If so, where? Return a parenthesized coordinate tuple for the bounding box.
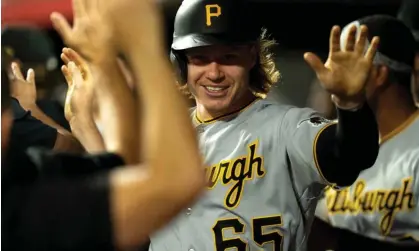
(194, 98, 260, 124)
(380, 110, 419, 145)
(204, 140, 265, 209)
(325, 177, 415, 236)
(312, 121, 339, 187)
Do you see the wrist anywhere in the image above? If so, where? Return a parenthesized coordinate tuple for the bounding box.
(331, 94, 365, 111)
(20, 102, 38, 112)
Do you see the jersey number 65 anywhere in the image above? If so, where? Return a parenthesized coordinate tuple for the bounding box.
(212, 215, 283, 251)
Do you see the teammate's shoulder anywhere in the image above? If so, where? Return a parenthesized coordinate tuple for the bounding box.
(386, 111, 419, 145)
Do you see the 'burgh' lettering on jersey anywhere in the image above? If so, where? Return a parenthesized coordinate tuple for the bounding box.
(325, 177, 414, 236)
(316, 111, 419, 244)
(205, 140, 265, 209)
(150, 99, 338, 251)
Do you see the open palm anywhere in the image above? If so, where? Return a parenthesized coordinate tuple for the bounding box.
(304, 25, 380, 103)
(61, 48, 94, 122)
(50, 0, 112, 62)
(10, 63, 37, 110)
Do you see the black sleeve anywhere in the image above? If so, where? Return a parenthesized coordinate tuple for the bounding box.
(10, 98, 57, 151)
(26, 147, 125, 178)
(2, 175, 115, 251)
(315, 104, 379, 186)
(36, 99, 71, 131)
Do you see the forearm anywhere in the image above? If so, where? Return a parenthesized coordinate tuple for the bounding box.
(111, 167, 203, 250)
(69, 116, 106, 153)
(26, 105, 85, 153)
(92, 61, 139, 164)
(28, 105, 70, 135)
(315, 104, 379, 186)
(126, 42, 203, 183)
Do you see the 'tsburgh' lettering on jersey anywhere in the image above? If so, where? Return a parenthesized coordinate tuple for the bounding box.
(325, 177, 415, 235)
(204, 140, 265, 209)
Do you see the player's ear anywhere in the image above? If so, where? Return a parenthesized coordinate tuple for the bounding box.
(248, 44, 257, 69)
(375, 65, 389, 88)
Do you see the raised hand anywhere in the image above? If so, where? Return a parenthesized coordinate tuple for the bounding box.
(61, 47, 94, 122)
(50, 0, 113, 62)
(304, 25, 380, 108)
(105, 0, 165, 55)
(10, 62, 37, 110)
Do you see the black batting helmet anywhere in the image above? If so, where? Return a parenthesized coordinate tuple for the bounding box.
(170, 0, 259, 83)
(397, 0, 419, 50)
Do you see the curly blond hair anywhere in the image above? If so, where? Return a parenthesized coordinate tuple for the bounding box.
(177, 29, 280, 99)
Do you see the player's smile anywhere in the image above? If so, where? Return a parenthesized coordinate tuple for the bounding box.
(201, 85, 230, 98)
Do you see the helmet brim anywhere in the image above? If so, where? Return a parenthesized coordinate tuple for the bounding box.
(171, 33, 240, 51)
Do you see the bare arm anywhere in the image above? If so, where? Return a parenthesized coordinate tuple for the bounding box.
(61, 49, 106, 153)
(89, 60, 139, 165)
(10, 63, 84, 153)
(108, 29, 204, 251)
(68, 116, 105, 153)
(26, 105, 84, 153)
(51, 0, 205, 248)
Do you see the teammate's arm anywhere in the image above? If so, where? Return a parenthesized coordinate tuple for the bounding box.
(316, 105, 379, 186)
(48, 0, 205, 248)
(10, 98, 85, 153)
(282, 105, 378, 187)
(73, 34, 205, 250)
(61, 48, 107, 154)
(108, 7, 205, 249)
(285, 25, 380, 187)
(27, 104, 85, 153)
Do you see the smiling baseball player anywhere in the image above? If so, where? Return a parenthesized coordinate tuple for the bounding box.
(149, 0, 380, 250)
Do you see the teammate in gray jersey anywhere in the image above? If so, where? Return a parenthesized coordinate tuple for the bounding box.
(150, 0, 380, 250)
(310, 15, 419, 251)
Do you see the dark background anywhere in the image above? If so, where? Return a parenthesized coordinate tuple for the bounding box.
(5, 0, 405, 107)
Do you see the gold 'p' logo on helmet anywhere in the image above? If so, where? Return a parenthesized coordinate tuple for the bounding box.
(205, 4, 221, 26)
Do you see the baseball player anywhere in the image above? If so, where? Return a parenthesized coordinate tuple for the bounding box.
(312, 15, 419, 251)
(149, 0, 380, 251)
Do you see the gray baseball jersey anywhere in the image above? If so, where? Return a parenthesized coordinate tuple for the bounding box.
(315, 111, 419, 245)
(150, 98, 338, 251)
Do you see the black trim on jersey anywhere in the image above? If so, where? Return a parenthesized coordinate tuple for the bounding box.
(195, 98, 259, 124)
(315, 104, 379, 186)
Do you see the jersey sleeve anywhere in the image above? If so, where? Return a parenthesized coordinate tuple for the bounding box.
(408, 151, 419, 241)
(10, 98, 57, 150)
(26, 147, 125, 178)
(2, 174, 115, 251)
(280, 107, 336, 186)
